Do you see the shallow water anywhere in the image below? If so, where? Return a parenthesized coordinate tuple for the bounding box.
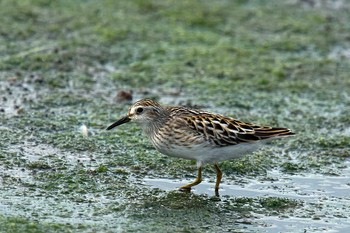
(1, 1, 350, 232)
(144, 160, 350, 233)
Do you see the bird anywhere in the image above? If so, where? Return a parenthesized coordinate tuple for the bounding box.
(107, 98, 294, 196)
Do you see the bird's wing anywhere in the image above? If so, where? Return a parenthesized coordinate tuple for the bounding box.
(185, 113, 294, 146)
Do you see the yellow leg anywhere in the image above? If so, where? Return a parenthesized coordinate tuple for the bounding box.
(179, 167, 202, 191)
(214, 163, 222, 196)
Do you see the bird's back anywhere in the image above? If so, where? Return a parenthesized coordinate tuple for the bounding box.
(166, 106, 294, 147)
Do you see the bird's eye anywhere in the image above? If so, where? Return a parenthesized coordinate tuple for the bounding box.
(136, 107, 144, 114)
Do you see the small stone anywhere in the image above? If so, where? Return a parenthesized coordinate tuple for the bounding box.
(115, 90, 133, 102)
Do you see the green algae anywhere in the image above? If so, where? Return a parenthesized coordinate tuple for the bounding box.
(0, 215, 78, 233)
(1, 0, 350, 232)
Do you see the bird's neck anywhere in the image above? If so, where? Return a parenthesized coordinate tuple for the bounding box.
(142, 111, 170, 136)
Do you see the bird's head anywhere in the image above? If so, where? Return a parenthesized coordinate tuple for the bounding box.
(107, 99, 164, 130)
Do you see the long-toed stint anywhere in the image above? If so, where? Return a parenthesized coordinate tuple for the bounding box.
(107, 98, 294, 196)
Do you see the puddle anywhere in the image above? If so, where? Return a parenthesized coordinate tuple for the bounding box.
(144, 174, 350, 199)
(144, 160, 350, 199)
(144, 160, 350, 233)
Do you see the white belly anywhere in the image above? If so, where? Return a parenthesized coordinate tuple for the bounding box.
(153, 140, 264, 166)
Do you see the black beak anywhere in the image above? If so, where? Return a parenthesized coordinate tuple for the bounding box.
(106, 116, 131, 130)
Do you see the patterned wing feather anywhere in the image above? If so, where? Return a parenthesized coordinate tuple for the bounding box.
(186, 113, 294, 147)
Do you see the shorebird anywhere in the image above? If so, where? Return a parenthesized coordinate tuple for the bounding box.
(107, 98, 294, 196)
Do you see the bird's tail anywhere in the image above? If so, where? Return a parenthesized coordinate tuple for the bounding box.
(254, 127, 295, 139)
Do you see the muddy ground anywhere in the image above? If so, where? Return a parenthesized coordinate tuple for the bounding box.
(0, 1, 349, 232)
